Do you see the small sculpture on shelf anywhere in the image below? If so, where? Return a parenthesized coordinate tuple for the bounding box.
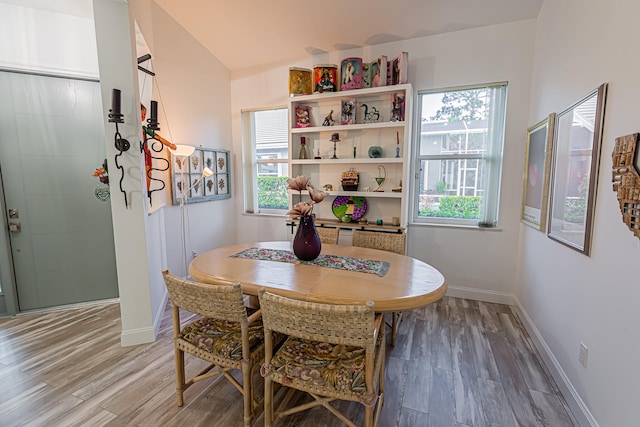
(322, 110, 335, 126)
(374, 165, 386, 192)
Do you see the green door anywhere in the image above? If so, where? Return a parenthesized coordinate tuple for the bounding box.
(0, 71, 118, 311)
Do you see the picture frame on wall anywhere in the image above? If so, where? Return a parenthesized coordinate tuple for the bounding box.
(547, 83, 608, 255)
(521, 113, 555, 231)
(172, 147, 231, 205)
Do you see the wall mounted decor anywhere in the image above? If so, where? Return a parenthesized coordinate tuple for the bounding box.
(107, 88, 130, 208)
(171, 147, 230, 205)
(548, 83, 607, 255)
(521, 113, 555, 231)
(140, 101, 176, 206)
(611, 133, 640, 239)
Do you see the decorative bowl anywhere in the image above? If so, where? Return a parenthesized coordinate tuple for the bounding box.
(368, 146, 383, 158)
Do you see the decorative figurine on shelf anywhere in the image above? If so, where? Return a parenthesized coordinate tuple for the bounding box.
(341, 99, 355, 125)
(295, 105, 311, 128)
(395, 131, 401, 158)
(392, 179, 402, 192)
(299, 136, 308, 159)
(322, 110, 335, 126)
(330, 132, 340, 159)
(374, 164, 386, 192)
(391, 92, 406, 122)
(362, 103, 380, 123)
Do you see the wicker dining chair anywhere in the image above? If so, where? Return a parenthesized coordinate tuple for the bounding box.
(317, 226, 340, 244)
(352, 229, 406, 346)
(162, 270, 269, 427)
(258, 288, 385, 427)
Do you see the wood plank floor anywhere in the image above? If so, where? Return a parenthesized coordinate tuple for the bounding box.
(0, 297, 575, 426)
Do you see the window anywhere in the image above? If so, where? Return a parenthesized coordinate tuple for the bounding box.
(412, 83, 507, 227)
(241, 108, 289, 213)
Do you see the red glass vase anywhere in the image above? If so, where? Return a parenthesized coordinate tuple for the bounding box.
(292, 215, 322, 261)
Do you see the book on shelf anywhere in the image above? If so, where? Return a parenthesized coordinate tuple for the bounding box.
(391, 51, 409, 85)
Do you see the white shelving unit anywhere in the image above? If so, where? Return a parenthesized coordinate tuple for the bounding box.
(288, 84, 412, 228)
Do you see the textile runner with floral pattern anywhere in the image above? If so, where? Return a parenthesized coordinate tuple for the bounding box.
(230, 247, 389, 277)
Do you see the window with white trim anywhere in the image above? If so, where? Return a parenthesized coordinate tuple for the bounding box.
(412, 83, 507, 227)
(241, 108, 289, 214)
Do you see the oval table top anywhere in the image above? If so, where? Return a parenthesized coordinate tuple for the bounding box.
(189, 241, 447, 312)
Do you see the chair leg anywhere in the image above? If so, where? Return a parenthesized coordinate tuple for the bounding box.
(175, 346, 185, 407)
(391, 311, 402, 346)
(264, 376, 273, 427)
(242, 361, 252, 427)
(364, 403, 374, 427)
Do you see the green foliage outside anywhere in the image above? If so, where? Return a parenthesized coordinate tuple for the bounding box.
(419, 196, 480, 219)
(429, 89, 488, 122)
(563, 174, 589, 223)
(258, 176, 288, 210)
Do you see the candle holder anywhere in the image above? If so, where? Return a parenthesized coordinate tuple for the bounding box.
(330, 132, 340, 159)
(108, 88, 130, 208)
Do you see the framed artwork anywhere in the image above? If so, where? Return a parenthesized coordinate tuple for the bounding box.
(340, 57, 362, 91)
(172, 147, 231, 204)
(548, 83, 607, 255)
(521, 113, 555, 231)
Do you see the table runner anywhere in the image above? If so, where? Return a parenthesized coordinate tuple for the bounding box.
(230, 247, 390, 277)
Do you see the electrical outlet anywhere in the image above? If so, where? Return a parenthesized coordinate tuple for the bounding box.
(578, 342, 588, 368)
(192, 249, 199, 258)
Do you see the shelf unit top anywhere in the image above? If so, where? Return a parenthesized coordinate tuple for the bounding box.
(289, 83, 412, 103)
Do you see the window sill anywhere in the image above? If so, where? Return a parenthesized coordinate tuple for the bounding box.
(408, 222, 503, 232)
(242, 212, 288, 219)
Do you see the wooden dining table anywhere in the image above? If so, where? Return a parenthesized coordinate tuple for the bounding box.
(189, 241, 447, 312)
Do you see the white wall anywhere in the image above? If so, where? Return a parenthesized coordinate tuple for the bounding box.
(517, 0, 640, 426)
(131, 1, 236, 276)
(93, 0, 155, 346)
(231, 20, 537, 301)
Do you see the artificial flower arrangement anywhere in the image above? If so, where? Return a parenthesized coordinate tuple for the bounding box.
(286, 175, 328, 217)
(92, 166, 109, 185)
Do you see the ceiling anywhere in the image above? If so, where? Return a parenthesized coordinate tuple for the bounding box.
(5, 0, 544, 73)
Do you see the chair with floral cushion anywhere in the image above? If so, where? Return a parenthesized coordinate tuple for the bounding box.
(351, 229, 406, 346)
(258, 288, 385, 427)
(162, 270, 270, 427)
(317, 226, 339, 244)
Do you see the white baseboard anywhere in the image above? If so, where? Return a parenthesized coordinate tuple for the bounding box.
(445, 285, 515, 305)
(153, 288, 169, 336)
(512, 298, 598, 427)
(120, 325, 156, 347)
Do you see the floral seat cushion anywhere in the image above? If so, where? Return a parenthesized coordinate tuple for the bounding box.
(269, 336, 372, 394)
(179, 310, 264, 360)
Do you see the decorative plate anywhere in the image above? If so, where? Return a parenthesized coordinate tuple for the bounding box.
(331, 196, 368, 221)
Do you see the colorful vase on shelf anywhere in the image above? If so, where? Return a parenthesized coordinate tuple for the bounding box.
(292, 215, 322, 261)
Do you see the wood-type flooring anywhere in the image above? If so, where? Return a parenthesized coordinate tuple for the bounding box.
(0, 297, 575, 426)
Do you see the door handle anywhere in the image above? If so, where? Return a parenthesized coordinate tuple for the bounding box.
(9, 222, 21, 233)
